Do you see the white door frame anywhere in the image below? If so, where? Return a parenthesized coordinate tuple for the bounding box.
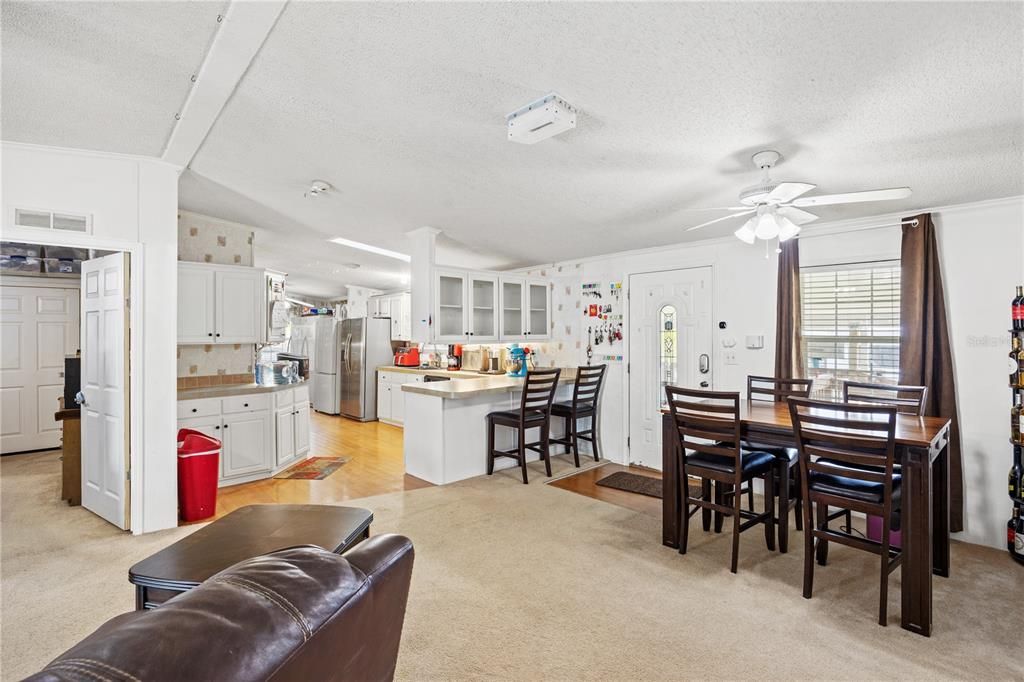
(623, 264, 716, 468)
(0, 229, 144, 532)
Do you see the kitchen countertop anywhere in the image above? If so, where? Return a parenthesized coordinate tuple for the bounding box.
(377, 366, 496, 379)
(401, 371, 575, 400)
(178, 382, 307, 400)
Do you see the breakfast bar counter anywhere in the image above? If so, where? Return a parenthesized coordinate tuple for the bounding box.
(402, 370, 576, 484)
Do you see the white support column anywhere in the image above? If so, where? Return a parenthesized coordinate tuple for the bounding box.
(408, 227, 439, 343)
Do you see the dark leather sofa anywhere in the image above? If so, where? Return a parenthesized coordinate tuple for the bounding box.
(25, 534, 414, 682)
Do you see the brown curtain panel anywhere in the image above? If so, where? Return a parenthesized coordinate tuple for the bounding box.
(899, 212, 963, 531)
(774, 239, 804, 379)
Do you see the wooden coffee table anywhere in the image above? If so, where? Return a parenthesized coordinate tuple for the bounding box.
(129, 504, 373, 610)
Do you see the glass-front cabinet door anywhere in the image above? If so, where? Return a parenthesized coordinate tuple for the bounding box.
(525, 280, 550, 339)
(468, 274, 498, 341)
(499, 277, 525, 339)
(434, 270, 467, 341)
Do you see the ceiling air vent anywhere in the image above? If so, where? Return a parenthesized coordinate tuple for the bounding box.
(14, 208, 91, 233)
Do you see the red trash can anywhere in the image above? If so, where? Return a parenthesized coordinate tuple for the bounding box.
(177, 429, 221, 522)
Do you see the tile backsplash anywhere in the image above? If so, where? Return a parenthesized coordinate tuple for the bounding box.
(177, 344, 254, 388)
(178, 210, 254, 266)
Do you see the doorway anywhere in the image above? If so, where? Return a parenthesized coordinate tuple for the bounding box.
(627, 267, 713, 469)
(0, 242, 131, 530)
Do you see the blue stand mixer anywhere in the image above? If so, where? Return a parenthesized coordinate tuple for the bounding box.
(506, 344, 528, 377)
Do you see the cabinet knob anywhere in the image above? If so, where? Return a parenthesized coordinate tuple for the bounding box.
(215, 425, 220, 430)
(223, 424, 229, 429)
(243, 403, 248, 407)
(191, 408, 197, 413)
(208, 333, 213, 337)
(215, 333, 221, 337)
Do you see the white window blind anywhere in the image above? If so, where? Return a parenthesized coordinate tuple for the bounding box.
(800, 261, 901, 400)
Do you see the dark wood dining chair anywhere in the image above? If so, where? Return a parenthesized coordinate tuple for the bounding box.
(487, 368, 561, 484)
(843, 380, 928, 415)
(666, 385, 776, 573)
(829, 380, 927, 530)
(550, 364, 606, 466)
(745, 375, 812, 553)
(789, 397, 902, 626)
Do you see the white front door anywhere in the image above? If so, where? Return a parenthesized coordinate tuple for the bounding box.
(628, 267, 713, 469)
(80, 252, 130, 529)
(0, 285, 80, 453)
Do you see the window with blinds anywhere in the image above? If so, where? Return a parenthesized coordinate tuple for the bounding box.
(800, 261, 901, 400)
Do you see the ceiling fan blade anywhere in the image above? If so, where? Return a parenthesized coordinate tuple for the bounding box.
(792, 187, 912, 208)
(679, 206, 750, 211)
(766, 182, 816, 204)
(776, 206, 818, 225)
(685, 209, 756, 232)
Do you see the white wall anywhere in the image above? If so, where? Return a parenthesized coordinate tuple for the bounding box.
(1, 142, 180, 534)
(533, 197, 1023, 550)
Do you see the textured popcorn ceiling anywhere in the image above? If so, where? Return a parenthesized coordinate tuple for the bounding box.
(1, 0, 227, 156)
(4, 2, 1023, 292)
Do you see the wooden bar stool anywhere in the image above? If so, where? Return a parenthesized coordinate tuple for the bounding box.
(666, 385, 777, 573)
(550, 364, 606, 466)
(789, 398, 902, 626)
(486, 368, 561, 484)
(745, 375, 812, 553)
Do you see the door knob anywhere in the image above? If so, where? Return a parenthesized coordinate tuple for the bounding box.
(74, 391, 86, 407)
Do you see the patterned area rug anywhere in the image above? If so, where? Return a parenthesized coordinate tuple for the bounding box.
(274, 457, 349, 480)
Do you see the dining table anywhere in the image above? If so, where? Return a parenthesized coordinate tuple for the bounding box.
(660, 399, 951, 637)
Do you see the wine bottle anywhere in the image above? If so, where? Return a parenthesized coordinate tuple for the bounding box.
(1011, 506, 1020, 554)
(1015, 506, 1024, 559)
(1015, 285, 1024, 331)
(1013, 397, 1023, 446)
(1011, 337, 1022, 388)
(1011, 445, 1023, 501)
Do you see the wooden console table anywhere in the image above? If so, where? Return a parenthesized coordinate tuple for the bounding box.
(54, 407, 80, 506)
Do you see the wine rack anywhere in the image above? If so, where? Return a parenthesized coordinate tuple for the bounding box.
(1008, 286, 1024, 563)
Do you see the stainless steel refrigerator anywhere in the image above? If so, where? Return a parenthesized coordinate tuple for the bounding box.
(338, 316, 393, 421)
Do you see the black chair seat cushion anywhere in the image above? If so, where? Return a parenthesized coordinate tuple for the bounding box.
(808, 467, 902, 531)
(550, 401, 595, 417)
(487, 409, 546, 425)
(742, 442, 797, 463)
(685, 450, 774, 477)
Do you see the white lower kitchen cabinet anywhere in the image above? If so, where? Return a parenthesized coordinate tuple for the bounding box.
(177, 384, 311, 487)
(377, 370, 424, 426)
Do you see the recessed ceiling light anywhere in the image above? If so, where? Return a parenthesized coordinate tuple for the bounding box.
(328, 237, 410, 262)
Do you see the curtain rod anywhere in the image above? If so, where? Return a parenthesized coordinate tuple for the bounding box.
(796, 217, 919, 241)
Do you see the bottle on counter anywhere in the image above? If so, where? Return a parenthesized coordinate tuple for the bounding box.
(1010, 506, 1020, 554)
(1014, 505, 1024, 560)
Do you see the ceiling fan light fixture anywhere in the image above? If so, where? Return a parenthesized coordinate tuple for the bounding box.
(734, 218, 757, 245)
(754, 212, 780, 240)
(778, 216, 801, 242)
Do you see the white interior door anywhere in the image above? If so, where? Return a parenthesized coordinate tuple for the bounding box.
(80, 252, 130, 529)
(0, 284, 80, 454)
(628, 267, 712, 469)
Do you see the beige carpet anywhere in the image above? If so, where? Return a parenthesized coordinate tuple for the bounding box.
(2, 450, 1022, 680)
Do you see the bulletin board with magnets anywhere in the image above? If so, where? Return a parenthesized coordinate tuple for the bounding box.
(582, 281, 624, 364)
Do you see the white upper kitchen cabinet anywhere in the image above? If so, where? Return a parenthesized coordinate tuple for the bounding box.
(215, 268, 262, 343)
(434, 269, 467, 342)
(467, 274, 498, 341)
(177, 265, 216, 343)
(525, 279, 551, 339)
(499, 277, 526, 339)
(177, 263, 264, 344)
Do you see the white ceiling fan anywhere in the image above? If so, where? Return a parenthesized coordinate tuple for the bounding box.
(687, 150, 912, 245)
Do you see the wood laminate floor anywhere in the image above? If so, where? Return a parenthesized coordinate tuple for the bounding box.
(210, 412, 432, 522)
(548, 462, 662, 519)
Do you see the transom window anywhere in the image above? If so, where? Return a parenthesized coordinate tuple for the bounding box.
(800, 261, 901, 400)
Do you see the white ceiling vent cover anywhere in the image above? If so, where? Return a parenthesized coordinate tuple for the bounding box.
(13, 208, 91, 233)
(506, 92, 577, 144)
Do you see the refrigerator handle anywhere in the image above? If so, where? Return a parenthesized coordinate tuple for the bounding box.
(344, 334, 353, 374)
